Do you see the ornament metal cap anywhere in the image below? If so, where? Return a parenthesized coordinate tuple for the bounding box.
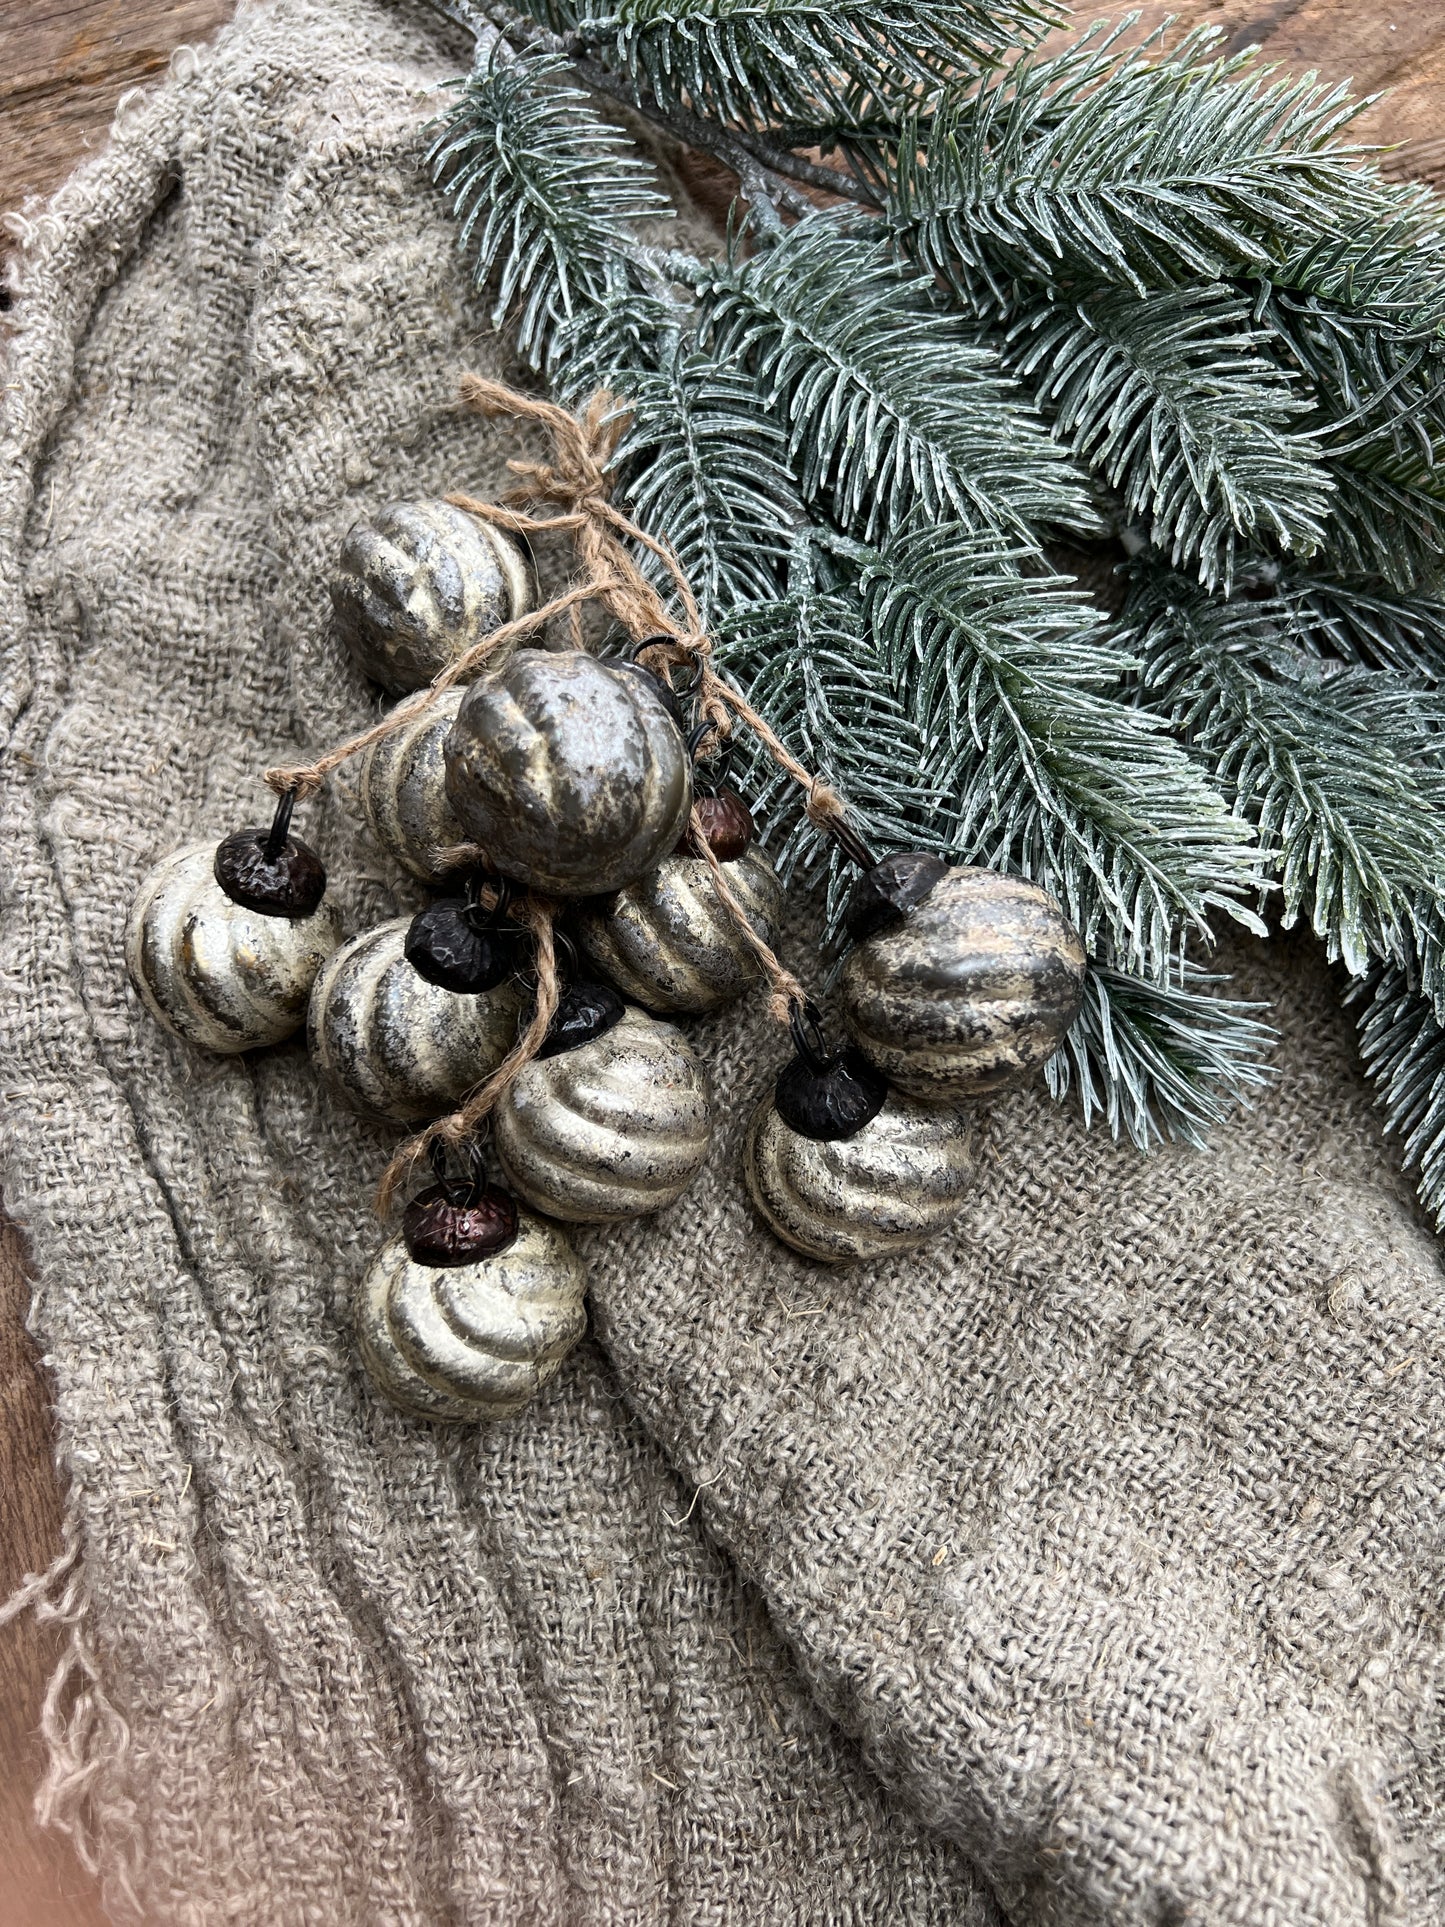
(405, 877, 517, 994)
(213, 789, 327, 920)
(773, 1001, 889, 1141)
(536, 978, 627, 1059)
(845, 851, 950, 942)
(402, 1142, 520, 1267)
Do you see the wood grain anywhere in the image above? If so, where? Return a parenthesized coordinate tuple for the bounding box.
(0, 1218, 104, 1927)
(1, 2, 1444, 1921)
(0, 0, 233, 225)
(1069, 0, 1445, 190)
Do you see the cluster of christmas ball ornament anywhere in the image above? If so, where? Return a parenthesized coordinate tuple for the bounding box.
(125, 492, 1087, 1424)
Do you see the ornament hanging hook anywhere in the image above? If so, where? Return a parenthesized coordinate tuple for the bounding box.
(264, 786, 297, 861)
(828, 817, 876, 872)
(787, 997, 835, 1077)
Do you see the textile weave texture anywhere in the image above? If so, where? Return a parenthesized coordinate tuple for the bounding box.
(0, 3, 1442, 1923)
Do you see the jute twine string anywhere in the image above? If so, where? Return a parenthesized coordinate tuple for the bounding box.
(376, 895, 557, 1212)
(266, 376, 857, 1208)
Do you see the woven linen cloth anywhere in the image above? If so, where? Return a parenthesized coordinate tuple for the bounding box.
(2, 2, 1444, 1923)
(0, 5, 998, 1922)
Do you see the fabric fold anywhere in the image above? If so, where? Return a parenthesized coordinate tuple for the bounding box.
(0, 4, 996, 1921)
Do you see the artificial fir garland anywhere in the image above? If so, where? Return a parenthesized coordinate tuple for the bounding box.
(401, 0, 1445, 1218)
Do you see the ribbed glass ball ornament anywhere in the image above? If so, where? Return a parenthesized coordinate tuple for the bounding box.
(125, 842, 341, 1054)
(308, 917, 521, 1121)
(356, 1209, 586, 1421)
(840, 864, 1087, 1101)
(575, 845, 783, 1014)
(331, 498, 532, 694)
(743, 1088, 974, 1264)
(494, 1001, 712, 1222)
(358, 687, 468, 883)
(443, 650, 692, 895)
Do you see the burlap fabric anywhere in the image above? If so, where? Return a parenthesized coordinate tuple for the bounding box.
(1, 3, 1442, 1923)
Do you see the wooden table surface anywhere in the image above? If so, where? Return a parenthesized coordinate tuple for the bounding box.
(2, 2, 1444, 1922)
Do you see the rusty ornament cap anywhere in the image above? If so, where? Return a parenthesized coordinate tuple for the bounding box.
(682, 790, 755, 863)
(402, 1181, 520, 1267)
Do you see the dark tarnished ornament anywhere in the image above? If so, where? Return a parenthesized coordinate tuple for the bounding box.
(443, 649, 692, 896)
(213, 791, 327, 920)
(841, 865, 1088, 1101)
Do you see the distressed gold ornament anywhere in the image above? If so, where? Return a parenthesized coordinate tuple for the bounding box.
(308, 917, 521, 1121)
(444, 650, 692, 895)
(331, 498, 533, 693)
(356, 1198, 586, 1422)
(743, 1089, 974, 1264)
(494, 989, 711, 1222)
(841, 861, 1087, 1102)
(575, 845, 783, 1015)
(358, 687, 468, 882)
(741, 1007, 973, 1263)
(125, 827, 341, 1055)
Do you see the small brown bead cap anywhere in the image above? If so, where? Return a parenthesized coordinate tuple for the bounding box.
(683, 791, 756, 863)
(402, 1182, 520, 1268)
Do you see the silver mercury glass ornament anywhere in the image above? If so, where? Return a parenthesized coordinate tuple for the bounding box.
(358, 686, 469, 883)
(125, 792, 341, 1054)
(356, 1160, 587, 1421)
(330, 498, 533, 694)
(308, 912, 521, 1122)
(443, 650, 692, 896)
(840, 856, 1087, 1102)
(742, 1004, 973, 1264)
(494, 982, 712, 1223)
(576, 788, 782, 1015)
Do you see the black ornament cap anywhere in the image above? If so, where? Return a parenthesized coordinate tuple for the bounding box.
(536, 979, 626, 1059)
(214, 790, 327, 920)
(403, 1141, 520, 1268)
(774, 1002, 889, 1141)
(405, 882, 517, 995)
(845, 851, 950, 942)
